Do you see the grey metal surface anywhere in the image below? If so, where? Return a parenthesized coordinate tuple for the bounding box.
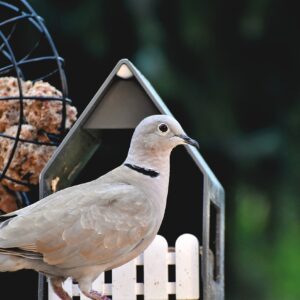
(84, 79, 159, 129)
(39, 58, 225, 300)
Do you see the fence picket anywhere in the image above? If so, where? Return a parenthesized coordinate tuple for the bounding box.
(175, 234, 200, 299)
(93, 273, 105, 293)
(144, 235, 168, 300)
(64, 278, 73, 298)
(47, 234, 200, 300)
(112, 258, 137, 300)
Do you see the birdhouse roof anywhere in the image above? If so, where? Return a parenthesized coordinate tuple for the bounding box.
(40, 59, 225, 298)
(41, 59, 224, 202)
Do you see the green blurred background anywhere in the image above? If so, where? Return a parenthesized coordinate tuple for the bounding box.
(29, 0, 300, 299)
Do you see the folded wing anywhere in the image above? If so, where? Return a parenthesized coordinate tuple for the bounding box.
(0, 178, 155, 269)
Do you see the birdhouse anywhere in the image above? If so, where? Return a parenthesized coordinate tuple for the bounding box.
(39, 59, 225, 300)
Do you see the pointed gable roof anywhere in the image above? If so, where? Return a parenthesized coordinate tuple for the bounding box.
(40, 58, 225, 299)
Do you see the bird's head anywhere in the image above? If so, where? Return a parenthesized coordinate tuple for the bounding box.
(129, 115, 199, 154)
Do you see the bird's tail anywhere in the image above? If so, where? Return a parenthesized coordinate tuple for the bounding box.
(0, 253, 31, 272)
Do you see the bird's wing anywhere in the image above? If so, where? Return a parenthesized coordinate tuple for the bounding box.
(0, 179, 156, 269)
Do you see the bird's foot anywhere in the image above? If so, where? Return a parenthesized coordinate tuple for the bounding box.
(83, 290, 110, 300)
(55, 290, 72, 300)
(50, 277, 71, 300)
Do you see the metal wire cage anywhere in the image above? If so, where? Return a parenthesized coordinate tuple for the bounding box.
(0, 0, 71, 192)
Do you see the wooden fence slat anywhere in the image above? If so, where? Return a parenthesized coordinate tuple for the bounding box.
(144, 235, 168, 300)
(48, 234, 201, 300)
(64, 278, 73, 298)
(175, 233, 200, 299)
(112, 258, 137, 300)
(93, 273, 105, 293)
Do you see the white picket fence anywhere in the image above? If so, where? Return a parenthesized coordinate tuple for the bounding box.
(48, 234, 200, 300)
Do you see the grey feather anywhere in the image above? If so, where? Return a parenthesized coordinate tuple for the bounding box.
(0, 114, 198, 300)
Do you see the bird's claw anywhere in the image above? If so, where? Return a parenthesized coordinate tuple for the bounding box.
(85, 290, 110, 300)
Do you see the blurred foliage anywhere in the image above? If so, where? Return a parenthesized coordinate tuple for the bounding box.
(27, 0, 300, 298)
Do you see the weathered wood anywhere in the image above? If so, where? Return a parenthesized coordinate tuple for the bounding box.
(112, 258, 137, 300)
(144, 235, 168, 300)
(176, 234, 200, 299)
(48, 234, 200, 299)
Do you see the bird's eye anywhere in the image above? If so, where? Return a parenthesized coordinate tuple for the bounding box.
(158, 123, 169, 134)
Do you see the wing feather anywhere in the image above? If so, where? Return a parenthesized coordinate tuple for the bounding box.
(0, 176, 155, 269)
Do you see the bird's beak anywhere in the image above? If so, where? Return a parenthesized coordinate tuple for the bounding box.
(176, 134, 199, 149)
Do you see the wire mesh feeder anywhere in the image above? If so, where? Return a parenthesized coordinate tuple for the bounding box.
(0, 0, 75, 196)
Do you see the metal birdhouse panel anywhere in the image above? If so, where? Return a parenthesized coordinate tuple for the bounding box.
(84, 72, 160, 129)
(40, 128, 102, 195)
(40, 59, 225, 300)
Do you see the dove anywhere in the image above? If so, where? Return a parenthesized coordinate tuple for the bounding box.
(0, 114, 199, 300)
